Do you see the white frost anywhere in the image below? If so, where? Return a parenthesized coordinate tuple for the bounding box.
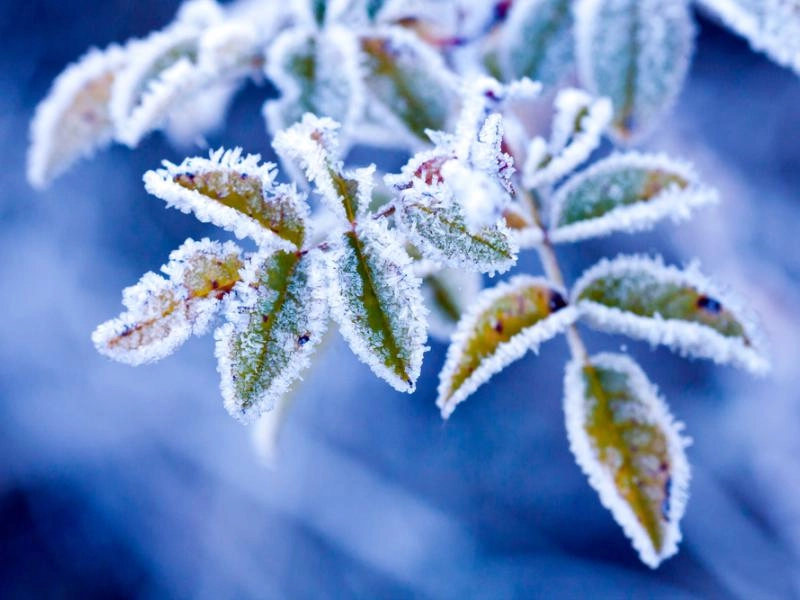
(437, 276, 577, 419)
(144, 147, 305, 250)
(327, 219, 428, 392)
(523, 89, 612, 190)
(28, 44, 127, 189)
(563, 352, 691, 568)
(571, 254, 770, 374)
(549, 152, 719, 244)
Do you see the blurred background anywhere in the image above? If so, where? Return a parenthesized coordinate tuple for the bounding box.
(2, 1, 800, 597)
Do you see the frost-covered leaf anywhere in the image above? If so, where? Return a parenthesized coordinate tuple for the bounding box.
(111, 15, 258, 147)
(360, 27, 459, 142)
(564, 352, 690, 568)
(28, 44, 127, 189)
(390, 150, 518, 274)
(328, 219, 428, 392)
(422, 268, 483, 343)
(273, 114, 374, 223)
(144, 148, 308, 250)
(437, 276, 577, 418)
(216, 248, 328, 423)
(698, 0, 800, 75)
(264, 26, 363, 137)
(496, 0, 575, 86)
(575, 0, 695, 140)
(549, 153, 718, 243)
(522, 89, 613, 190)
(110, 24, 204, 147)
(572, 255, 769, 373)
(93, 238, 243, 365)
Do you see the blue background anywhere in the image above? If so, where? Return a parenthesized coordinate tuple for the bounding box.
(1, 2, 799, 597)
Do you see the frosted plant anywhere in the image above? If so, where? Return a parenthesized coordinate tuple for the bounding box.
(27, 0, 778, 569)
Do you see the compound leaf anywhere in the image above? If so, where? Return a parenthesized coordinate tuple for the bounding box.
(216, 247, 328, 423)
(144, 148, 307, 250)
(549, 153, 718, 243)
(93, 238, 243, 365)
(564, 352, 690, 568)
(575, 0, 695, 140)
(572, 255, 769, 373)
(437, 276, 577, 418)
(328, 219, 427, 392)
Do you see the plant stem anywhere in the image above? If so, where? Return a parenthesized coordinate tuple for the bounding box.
(520, 188, 589, 363)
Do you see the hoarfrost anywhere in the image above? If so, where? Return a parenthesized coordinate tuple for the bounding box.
(563, 352, 690, 568)
(144, 148, 308, 250)
(549, 152, 718, 243)
(572, 254, 770, 374)
(27, 44, 127, 189)
(698, 0, 800, 75)
(523, 89, 612, 190)
(93, 238, 243, 366)
(216, 247, 328, 424)
(574, 0, 695, 140)
(327, 218, 428, 392)
(437, 276, 577, 419)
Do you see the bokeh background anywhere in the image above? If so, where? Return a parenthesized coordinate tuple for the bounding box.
(2, 1, 800, 598)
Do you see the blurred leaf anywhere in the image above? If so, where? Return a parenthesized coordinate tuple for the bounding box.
(498, 0, 575, 86)
(437, 276, 576, 418)
(573, 255, 769, 373)
(216, 248, 328, 423)
(27, 45, 127, 189)
(422, 268, 483, 343)
(93, 238, 243, 365)
(575, 0, 695, 140)
(329, 220, 428, 392)
(698, 0, 800, 75)
(549, 153, 717, 243)
(264, 27, 363, 137)
(564, 352, 690, 568)
(145, 149, 307, 249)
(360, 27, 459, 141)
(522, 89, 612, 190)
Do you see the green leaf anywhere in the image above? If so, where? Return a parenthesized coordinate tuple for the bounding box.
(437, 276, 576, 418)
(572, 255, 769, 373)
(564, 352, 690, 568)
(575, 0, 695, 140)
(93, 238, 243, 365)
(216, 248, 328, 423)
(549, 153, 717, 243)
(498, 0, 575, 86)
(360, 27, 459, 142)
(328, 219, 428, 392)
(396, 189, 518, 274)
(264, 28, 363, 136)
(144, 148, 308, 250)
(273, 114, 375, 224)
